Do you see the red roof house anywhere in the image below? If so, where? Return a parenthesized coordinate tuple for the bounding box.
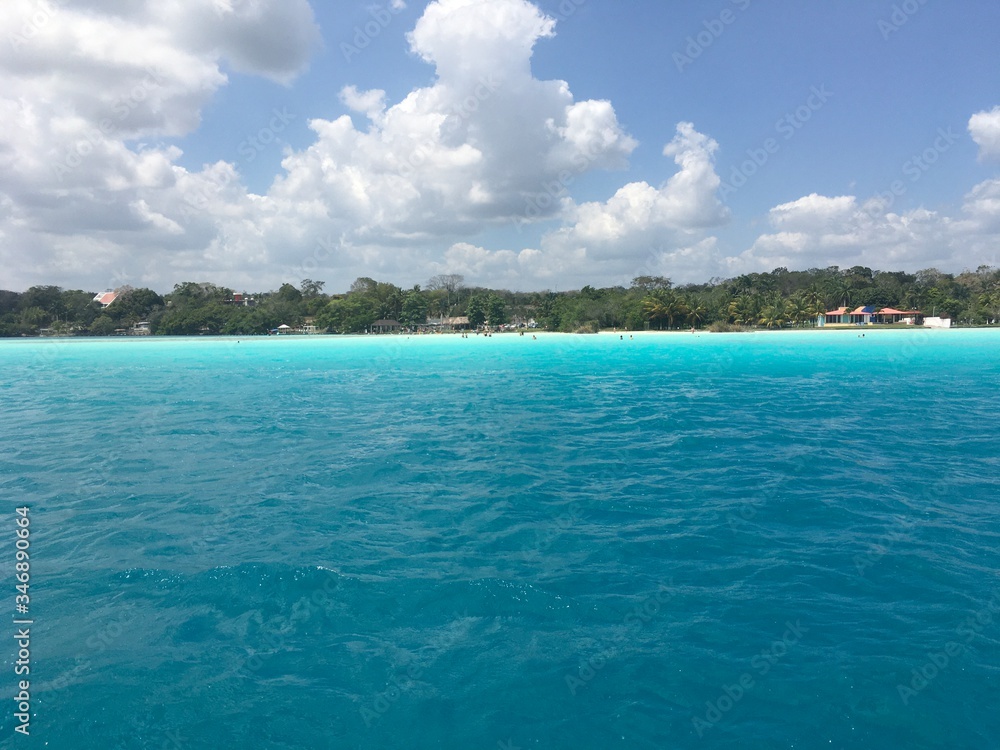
(93, 291, 119, 307)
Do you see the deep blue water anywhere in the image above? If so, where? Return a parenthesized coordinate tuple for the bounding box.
(1, 330, 999, 749)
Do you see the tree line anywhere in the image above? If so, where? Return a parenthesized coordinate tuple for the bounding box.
(2, 265, 1000, 337)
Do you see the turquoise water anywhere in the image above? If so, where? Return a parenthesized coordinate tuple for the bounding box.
(1, 330, 999, 749)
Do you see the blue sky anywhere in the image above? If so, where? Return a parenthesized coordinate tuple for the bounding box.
(2, 0, 1000, 293)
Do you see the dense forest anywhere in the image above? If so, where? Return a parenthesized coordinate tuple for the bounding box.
(2, 265, 1000, 337)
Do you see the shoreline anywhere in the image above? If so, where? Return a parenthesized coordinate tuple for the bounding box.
(3, 326, 996, 345)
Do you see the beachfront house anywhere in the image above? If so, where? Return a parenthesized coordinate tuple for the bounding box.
(423, 316, 470, 331)
(371, 320, 401, 334)
(849, 306, 876, 325)
(875, 308, 922, 325)
(819, 307, 850, 326)
(819, 305, 923, 327)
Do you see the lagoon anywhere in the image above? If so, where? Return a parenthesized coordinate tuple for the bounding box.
(1, 330, 999, 748)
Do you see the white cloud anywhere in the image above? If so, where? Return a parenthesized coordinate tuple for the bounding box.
(767, 194, 857, 232)
(407, 0, 555, 84)
(0, 0, 319, 290)
(224, 0, 642, 286)
(339, 86, 387, 120)
(969, 106, 1000, 161)
(261, 0, 638, 242)
(532, 122, 728, 282)
(732, 184, 1000, 275)
(959, 178, 1000, 233)
(1, 0, 997, 295)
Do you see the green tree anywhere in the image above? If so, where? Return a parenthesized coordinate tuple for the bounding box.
(687, 303, 708, 328)
(61, 290, 100, 326)
(21, 286, 64, 320)
(155, 303, 228, 335)
(400, 288, 429, 326)
(426, 274, 464, 312)
(643, 296, 667, 329)
(21, 306, 49, 327)
(758, 300, 787, 329)
(169, 282, 232, 307)
(785, 296, 809, 327)
(299, 279, 326, 298)
(221, 308, 283, 335)
(90, 315, 117, 336)
(276, 283, 303, 303)
(0, 291, 21, 316)
(316, 296, 378, 334)
(485, 294, 508, 325)
(466, 294, 487, 327)
(111, 288, 164, 323)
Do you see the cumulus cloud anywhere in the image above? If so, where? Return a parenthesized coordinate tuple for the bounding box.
(2, 0, 995, 294)
(533, 122, 728, 279)
(732, 186, 1000, 275)
(959, 178, 1000, 233)
(261, 0, 638, 247)
(419, 121, 731, 288)
(0, 0, 319, 289)
(215, 0, 645, 287)
(969, 106, 1000, 161)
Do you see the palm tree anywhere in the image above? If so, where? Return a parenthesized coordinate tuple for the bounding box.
(643, 297, 667, 329)
(783, 297, 805, 327)
(803, 288, 826, 321)
(728, 295, 756, 326)
(979, 291, 1000, 324)
(687, 303, 708, 328)
(667, 298, 689, 329)
(758, 299, 787, 329)
(834, 280, 854, 307)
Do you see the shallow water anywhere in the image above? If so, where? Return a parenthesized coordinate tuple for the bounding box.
(1, 330, 999, 749)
